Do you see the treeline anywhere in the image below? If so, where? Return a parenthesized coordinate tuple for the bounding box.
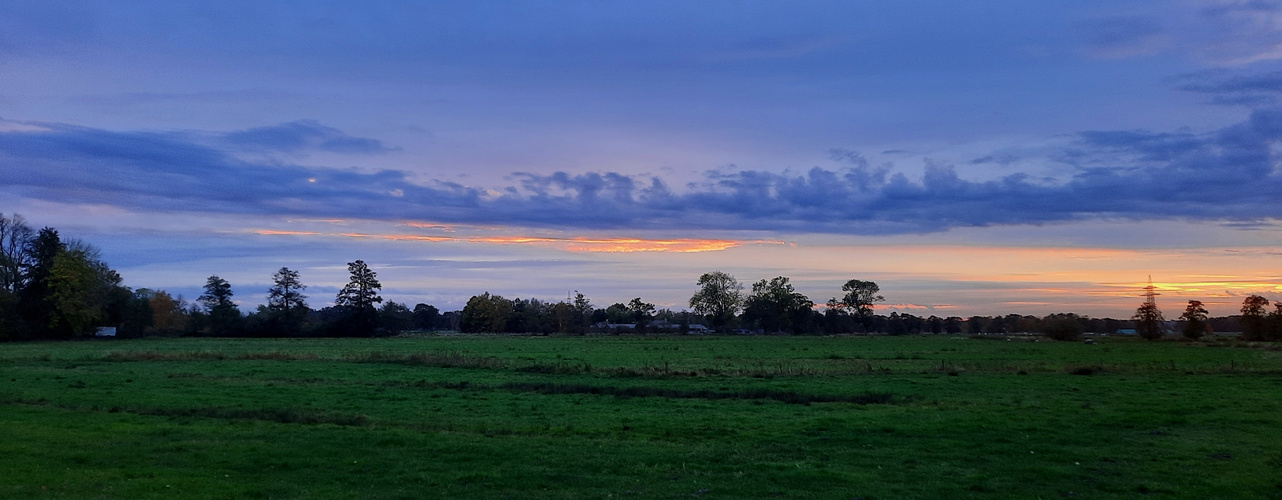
(4, 213, 1280, 340)
(181, 261, 458, 338)
(1231, 296, 1282, 341)
(453, 272, 1266, 338)
(0, 214, 453, 340)
(459, 292, 704, 334)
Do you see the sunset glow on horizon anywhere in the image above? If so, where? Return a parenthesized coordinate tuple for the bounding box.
(3, 1, 1280, 316)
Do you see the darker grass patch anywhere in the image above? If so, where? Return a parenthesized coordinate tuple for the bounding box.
(238, 351, 318, 361)
(499, 382, 895, 405)
(103, 350, 229, 361)
(516, 362, 592, 375)
(3, 398, 370, 426)
(406, 379, 473, 390)
(140, 406, 371, 426)
(347, 351, 508, 370)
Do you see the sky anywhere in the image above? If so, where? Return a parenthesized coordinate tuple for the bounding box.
(2, 0, 1281, 318)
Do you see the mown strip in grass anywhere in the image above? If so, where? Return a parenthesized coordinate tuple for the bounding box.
(498, 381, 896, 405)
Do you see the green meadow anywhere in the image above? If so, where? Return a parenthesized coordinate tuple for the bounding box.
(2, 334, 1280, 499)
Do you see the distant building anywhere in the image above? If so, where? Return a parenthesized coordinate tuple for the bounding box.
(600, 323, 636, 331)
(95, 327, 117, 337)
(1115, 329, 1137, 335)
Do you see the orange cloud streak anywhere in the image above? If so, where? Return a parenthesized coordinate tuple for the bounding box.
(253, 229, 749, 253)
(339, 233, 455, 242)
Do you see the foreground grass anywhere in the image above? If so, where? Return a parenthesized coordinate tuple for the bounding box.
(1, 335, 1280, 498)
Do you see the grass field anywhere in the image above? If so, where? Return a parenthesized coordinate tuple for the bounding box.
(2, 334, 1280, 499)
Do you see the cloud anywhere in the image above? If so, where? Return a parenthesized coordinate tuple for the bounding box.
(1196, 0, 1282, 65)
(3, 113, 1282, 235)
(221, 120, 395, 154)
(1174, 69, 1282, 106)
(1081, 16, 1167, 59)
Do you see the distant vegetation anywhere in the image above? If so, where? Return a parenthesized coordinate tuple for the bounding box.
(3, 213, 1281, 341)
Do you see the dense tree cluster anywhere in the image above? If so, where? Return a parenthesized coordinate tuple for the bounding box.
(1238, 295, 1282, 341)
(458, 292, 691, 335)
(0, 214, 152, 340)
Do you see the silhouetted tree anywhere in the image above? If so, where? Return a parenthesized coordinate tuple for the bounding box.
(268, 267, 308, 312)
(266, 267, 308, 335)
(336, 260, 381, 309)
(1178, 300, 1209, 340)
(334, 260, 382, 335)
(742, 276, 813, 333)
(1133, 302, 1165, 340)
(1240, 295, 1270, 341)
(838, 279, 884, 317)
(199, 275, 240, 335)
(689, 271, 743, 332)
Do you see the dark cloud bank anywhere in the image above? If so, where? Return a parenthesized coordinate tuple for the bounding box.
(2, 107, 1281, 235)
